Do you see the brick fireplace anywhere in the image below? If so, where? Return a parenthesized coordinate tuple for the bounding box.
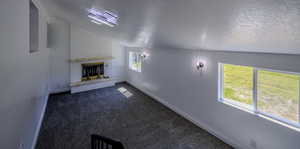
(70, 57, 115, 93)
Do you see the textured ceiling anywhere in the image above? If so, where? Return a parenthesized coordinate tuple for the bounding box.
(41, 0, 300, 54)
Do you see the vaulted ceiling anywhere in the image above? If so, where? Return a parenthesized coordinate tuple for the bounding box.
(42, 0, 300, 54)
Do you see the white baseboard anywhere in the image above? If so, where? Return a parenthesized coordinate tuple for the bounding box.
(50, 87, 70, 94)
(126, 81, 250, 149)
(30, 94, 49, 149)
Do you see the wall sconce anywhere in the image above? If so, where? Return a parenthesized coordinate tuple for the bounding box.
(140, 52, 149, 59)
(196, 61, 205, 71)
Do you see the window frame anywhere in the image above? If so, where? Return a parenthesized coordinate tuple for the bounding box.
(219, 63, 300, 129)
(128, 51, 142, 72)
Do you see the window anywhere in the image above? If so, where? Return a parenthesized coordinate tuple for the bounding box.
(222, 64, 253, 108)
(129, 52, 142, 72)
(30, 0, 39, 53)
(257, 70, 299, 123)
(220, 63, 300, 127)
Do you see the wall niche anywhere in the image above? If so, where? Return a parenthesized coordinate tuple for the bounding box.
(30, 0, 39, 53)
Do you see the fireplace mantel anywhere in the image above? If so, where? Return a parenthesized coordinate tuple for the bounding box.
(69, 56, 114, 63)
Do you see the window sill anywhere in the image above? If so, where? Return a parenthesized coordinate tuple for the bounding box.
(219, 98, 300, 132)
(129, 68, 141, 73)
(219, 98, 255, 114)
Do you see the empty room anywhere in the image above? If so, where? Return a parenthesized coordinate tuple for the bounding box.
(1, 0, 300, 149)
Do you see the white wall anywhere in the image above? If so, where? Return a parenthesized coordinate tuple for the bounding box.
(48, 17, 70, 93)
(112, 43, 126, 82)
(70, 24, 112, 83)
(48, 20, 126, 92)
(70, 25, 112, 59)
(126, 47, 300, 149)
(0, 0, 50, 148)
(70, 25, 125, 83)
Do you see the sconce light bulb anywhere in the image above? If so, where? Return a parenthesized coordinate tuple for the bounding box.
(197, 61, 205, 70)
(140, 52, 148, 59)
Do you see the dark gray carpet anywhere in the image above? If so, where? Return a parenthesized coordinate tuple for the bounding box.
(36, 83, 232, 149)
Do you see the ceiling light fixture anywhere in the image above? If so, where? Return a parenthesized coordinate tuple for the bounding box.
(87, 8, 118, 27)
(88, 14, 114, 27)
(90, 19, 102, 25)
(140, 52, 149, 59)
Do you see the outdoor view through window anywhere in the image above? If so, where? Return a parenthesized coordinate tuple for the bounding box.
(223, 64, 253, 106)
(222, 64, 300, 125)
(129, 52, 142, 72)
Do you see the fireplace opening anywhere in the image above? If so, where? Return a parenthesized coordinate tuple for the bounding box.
(81, 62, 108, 81)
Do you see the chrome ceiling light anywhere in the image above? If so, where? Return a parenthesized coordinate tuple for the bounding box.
(87, 8, 118, 27)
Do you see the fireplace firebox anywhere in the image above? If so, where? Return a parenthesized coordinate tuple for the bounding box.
(81, 62, 107, 81)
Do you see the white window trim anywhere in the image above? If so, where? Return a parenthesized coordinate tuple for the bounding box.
(129, 51, 142, 72)
(218, 63, 300, 130)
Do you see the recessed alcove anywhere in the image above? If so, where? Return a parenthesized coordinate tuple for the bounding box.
(29, 0, 39, 53)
